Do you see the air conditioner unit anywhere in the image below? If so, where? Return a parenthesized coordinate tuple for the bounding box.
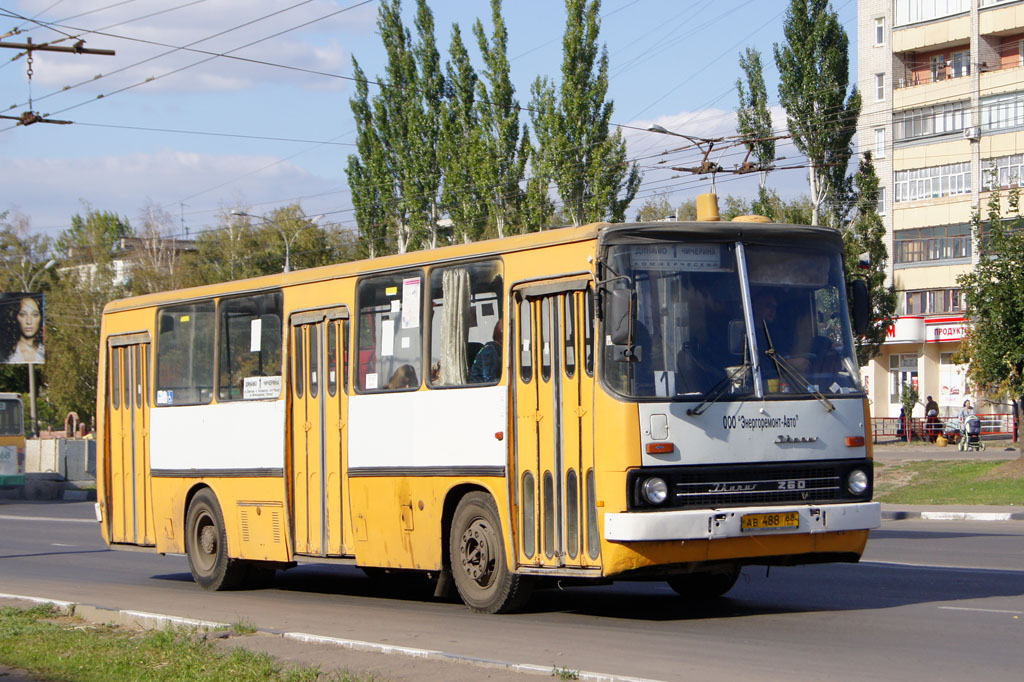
(964, 126, 980, 140)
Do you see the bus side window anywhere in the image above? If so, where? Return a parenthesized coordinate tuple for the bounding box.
(584, 287, 595, 377)
(519, 296, 532, 383)
(357, 271, 424, 392)
(428, 260, 503, 387)
(217, 292, 283, 401)
(111, 348, 121, 409)
(156, 301, 215, 406)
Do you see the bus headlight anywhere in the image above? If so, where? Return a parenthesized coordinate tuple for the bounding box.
(847, 469, 869, 495)
(641, 477, 669, 505)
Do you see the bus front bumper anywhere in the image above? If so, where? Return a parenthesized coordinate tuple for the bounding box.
(604, 502, 881, 542)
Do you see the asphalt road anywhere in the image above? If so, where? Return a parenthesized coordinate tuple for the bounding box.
(1, 500, 1022, 682)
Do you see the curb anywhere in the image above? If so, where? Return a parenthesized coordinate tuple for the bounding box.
(0, 593, 660, 682)
(882, 510, 1024, 521)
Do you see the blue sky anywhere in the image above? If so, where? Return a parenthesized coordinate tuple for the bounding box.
(0, 0, 859, 239)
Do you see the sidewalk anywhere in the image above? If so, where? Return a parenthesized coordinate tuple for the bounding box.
(873, 436, 1023, 521)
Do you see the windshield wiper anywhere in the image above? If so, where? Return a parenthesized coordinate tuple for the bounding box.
(762, 322, 835, 412)
(687, 362, 750, 416)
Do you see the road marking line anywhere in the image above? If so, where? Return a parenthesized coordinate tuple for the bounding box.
(284, 632, 662, 682)
(862, 560, 1024, 575)
(939, 606, 1024, 615)
(920, 511, 1016, 521)
(0, 514, 95, 524)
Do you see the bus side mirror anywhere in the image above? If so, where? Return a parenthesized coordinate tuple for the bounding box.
(851, 279, 869, 335)
(606, 288, 632, 346)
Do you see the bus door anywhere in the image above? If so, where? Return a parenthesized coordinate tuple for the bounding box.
(289, 307, 350, 557)
(105, 333, 154, 546)
(512, 280, 598, 569)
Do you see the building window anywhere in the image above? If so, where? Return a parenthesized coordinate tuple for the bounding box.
(1019, 39, 1023, 67)
(874, 128, 886, 158)
(981, 90, 1024, 133)
(951, 50, 970, 78)
(875, 73, 885, 101)
(930, 55, 946, 82)
(874, 17, 885, 46)
(889, 353, 919, 404)
(894, 224, 972, 264)
(895, 0, 969, 27)
(894, 100, 971, 142)
(981, 154, 1024, 190)
(877, 186, 886, 216)
(894, 162, 971, 203)
(904, 289, 965, 315)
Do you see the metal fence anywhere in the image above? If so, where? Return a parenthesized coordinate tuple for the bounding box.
(871, 413, 1019, 443)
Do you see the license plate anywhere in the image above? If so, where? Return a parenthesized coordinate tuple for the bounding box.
(741, 511, 800, 532)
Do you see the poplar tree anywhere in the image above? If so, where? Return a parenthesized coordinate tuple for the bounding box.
(845, 152, 896, 365)
(529, 0, 640, 227)
(473, 0, 530, 236)
(774, 0, 860, 227)
(346, 59, 392, 259)
(439, 24, 487, 244)
(735, 47, 775, 211)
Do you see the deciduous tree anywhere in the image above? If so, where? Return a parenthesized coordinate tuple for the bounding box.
(957, 187, 1024, 453)
(529, 0, 640, 227)
(774, 0, 860, 227)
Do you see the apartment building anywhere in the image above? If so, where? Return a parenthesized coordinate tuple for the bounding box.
(857, 0, 1022, 419)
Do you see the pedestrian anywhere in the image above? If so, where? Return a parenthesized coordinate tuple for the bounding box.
(958, 399, 974, 423)
(925, 395, 940, 442)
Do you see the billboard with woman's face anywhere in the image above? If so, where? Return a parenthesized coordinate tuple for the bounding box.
(0, 293, 45, 364)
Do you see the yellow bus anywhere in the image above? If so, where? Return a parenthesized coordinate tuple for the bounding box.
(96, 195, 880, 613)
(0, 393, 26, 489)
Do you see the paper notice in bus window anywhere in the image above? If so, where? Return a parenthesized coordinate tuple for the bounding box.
(243, 376, 281, 400)
(632, 244, 725, 272)
(156, 390, 173, 405)
(386, 286, 398, 296)
(365, 373, 378, 389)
(390, 299, 401, 313)
(654, 371, 676, 397)
(250, 319, 262, 352)
(402, 277, 421, 329)
(381, 320, 395, 356)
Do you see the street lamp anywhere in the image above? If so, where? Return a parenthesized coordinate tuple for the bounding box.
(647, 123, 704, 145)
(19, 257, 57, 291)
(231, 211, 323, 273)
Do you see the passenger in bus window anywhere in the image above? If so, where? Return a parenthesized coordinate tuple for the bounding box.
(387, 364, 418, 389)
(469, 319, 502, 383)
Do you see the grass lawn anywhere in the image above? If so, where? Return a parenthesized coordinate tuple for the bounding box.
(0, 605, 374, 682)
(874, 459, 1024, 505)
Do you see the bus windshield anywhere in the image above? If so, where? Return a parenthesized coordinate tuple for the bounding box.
(0, 399, 24, 436)
(603, 241, 862, 399)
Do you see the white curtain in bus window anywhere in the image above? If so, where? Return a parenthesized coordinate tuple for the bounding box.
(218, 292, 283, 401)
(429, 260, 503, 387)
(0, 292, 45, 365)
(440, 268, 470, 385)
(156, 302, 215, 405)
(358, 271, 423, 391)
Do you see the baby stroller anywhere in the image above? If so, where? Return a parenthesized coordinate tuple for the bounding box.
(958, 414, 986, 452)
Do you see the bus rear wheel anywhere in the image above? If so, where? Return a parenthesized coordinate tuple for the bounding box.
(666, 566, 741, 600)
(185, 489, 247, 590)
(449, 492, 532, 614)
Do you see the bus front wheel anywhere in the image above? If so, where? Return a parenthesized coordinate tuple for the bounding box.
(449, 492, 532, 614)
(185, 489, 247, 590)
(666, 565, 741, 600)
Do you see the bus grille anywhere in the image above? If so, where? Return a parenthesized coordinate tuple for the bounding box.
(628, 459, 872, 511)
